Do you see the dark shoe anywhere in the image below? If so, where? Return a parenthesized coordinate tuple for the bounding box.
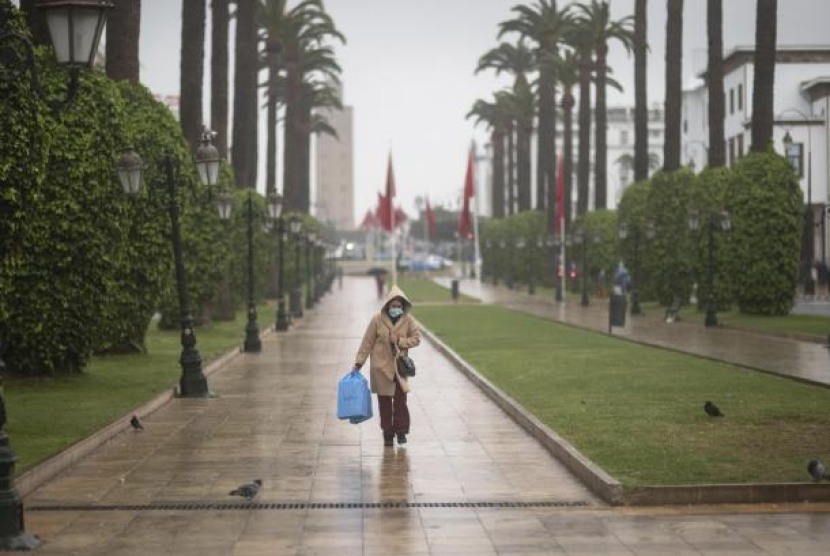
(384, 434, 394, 447)
(396, 433, 407, 445)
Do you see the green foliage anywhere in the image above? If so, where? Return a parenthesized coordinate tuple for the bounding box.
(689, 167, 735, 311)
(571, 210, 618, 292)
(646, 170, 697, 305)
(616, 180, 655, 300)
(481, 211, 551, 286)
(728, 152, 803, 315)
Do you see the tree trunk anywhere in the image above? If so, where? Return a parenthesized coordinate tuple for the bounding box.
(507, 123, 516, 216)
(282, 48, 302, 213)
(265, 46, 280, 194)
(231, 0, 258, 189)
(18, 0, 51, 46)
(492, 129, 506, 218)
(179, 0, 206, 153)
(594, 43, 609, 210)
(634, 0, 649, 182)
(663, 0, 684, 172)
(707, 0, 725, 167)
(537, 64, 556, 216)
(299, 104, 312, 214)
(517, 117, 532, 212)
(210, 0, 229, 157)
(577, 53, 592, 215)
(105, 0, 141, 85)
(563, 92, 575, 228)
(751, 0, 777, 152)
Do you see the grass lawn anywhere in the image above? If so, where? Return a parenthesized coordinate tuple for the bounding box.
(639, 301, 830, 339)
(414, 304, 830, 487)
(395, 277, 479, 304)
(6, 302, 274, 473)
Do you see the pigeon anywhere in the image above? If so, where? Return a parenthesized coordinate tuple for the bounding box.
(129, 415, 144, 431)
(808, 459, 829, 482)
(704, 401, 724, 418)
(229, 479, 262, 500)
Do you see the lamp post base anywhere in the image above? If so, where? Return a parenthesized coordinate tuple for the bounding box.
(276, 297, 290, 332)
(0, 434, 41, 551)
(704, 309, 718, 328)
(630, 289, 641, 315)
(179, 338, 210, 397)
(290, 288, 304, 318)
(581, 290, 589, 307)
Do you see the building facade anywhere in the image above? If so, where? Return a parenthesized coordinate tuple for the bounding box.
(682, 46, 830, 265)
(315, 88, 354, 230)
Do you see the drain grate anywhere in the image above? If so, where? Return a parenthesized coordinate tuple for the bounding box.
(28, 500, 590, 512)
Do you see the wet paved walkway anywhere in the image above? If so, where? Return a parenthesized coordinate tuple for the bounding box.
(22, 277, 830, 555)
(438, 278, 830, 388)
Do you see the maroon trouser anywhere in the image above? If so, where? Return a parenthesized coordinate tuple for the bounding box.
(377, 376, 410, 436)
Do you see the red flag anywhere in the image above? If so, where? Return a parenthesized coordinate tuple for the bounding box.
(425, 197, 436, 239)
(377, 192, 388, 229)
(394, 207, 408, 226)
(381, 155, 396, 232)
(555, 153, 564, 235)
(457, 149, 475, 237)
(360, 209, 378, 230)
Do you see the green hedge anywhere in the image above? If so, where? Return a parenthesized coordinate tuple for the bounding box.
(571, 210, 619, 292)
(727, 152, 802, 315)
(616, 180, 656, 300)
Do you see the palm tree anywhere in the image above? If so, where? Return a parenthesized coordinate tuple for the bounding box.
(106, 0, 141, 85)
(555, 50, 579, 227)
(633, 0, 649, 182)
(210, 0, 229, 157)
(751, 0, 777, 152)
(707, 0, 725, 167)
(180, 0, 206, 153)
(232, 0, 259, 190)
(279, 7, 344, 213)
(468, 96, 510, 218)
(499, 0, 573, 219)
(568, 25, 593, 216)
(664, 0, 684, 171)
(476, 42, 536, 212)
(573, 0, 634, 210)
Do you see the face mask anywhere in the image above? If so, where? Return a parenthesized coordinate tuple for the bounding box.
(388, 307, 404, 318)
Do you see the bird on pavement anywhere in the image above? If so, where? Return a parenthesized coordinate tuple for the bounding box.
(129, 415, 144, 431)
(808, 459, 829, 482)
(229, 479, 262, 500)
(704, 401, 724, 418)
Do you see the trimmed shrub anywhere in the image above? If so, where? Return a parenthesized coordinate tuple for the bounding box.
(728, 151, 802, 315)
(617, 180, 656, 301)
(571, 210, 618, 294)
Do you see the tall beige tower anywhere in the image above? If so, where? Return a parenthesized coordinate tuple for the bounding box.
(315, 86, 354, 230)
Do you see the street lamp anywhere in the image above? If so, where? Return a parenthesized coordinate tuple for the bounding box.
(547, 234, 564, 302)
(1, 0, 113, 113)
(618, 221, 655, 316)
(496, 239, 506, 286)
(688, 209, 731, 327)
(574, 229, 601, 306)
(242, 190, 260, 352)
(306, 231, 316, 310)
(117, 127, 226, 397)
(289, 215, 304, 319)
(266, 192, 289, 332)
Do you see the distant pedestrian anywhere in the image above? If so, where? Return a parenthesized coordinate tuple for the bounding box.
(614, 262, 631, 294)
(374, 274, 385, 298)
(353, 285, 421, 447)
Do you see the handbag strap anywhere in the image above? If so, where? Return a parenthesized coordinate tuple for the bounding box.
(381, 318, 405, 359)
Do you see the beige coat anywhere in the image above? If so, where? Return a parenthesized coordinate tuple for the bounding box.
(354, 285, 421, 396)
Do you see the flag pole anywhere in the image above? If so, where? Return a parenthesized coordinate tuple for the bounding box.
(471, 141, 482, 280)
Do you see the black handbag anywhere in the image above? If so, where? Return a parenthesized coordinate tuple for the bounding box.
(396, 352, 416, 378)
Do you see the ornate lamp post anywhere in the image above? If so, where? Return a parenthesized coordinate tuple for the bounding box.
(266, 193, 289, 332)
(289, 216, 304, 319)
(306, 231, 316, 310)
(242, 190, 261, 352)
(546, 234, 564, 302)
(688, 209, 731, 327)
(1, 0, 112, 113)
(574, 229, 602, 306)
(118, 128, 223, 398)
(618, 221, 655, 316)
(314, 239, 324, 303)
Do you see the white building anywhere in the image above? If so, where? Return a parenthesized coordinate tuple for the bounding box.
(682, 46, 830, 263)
(314, 85, 354, 231)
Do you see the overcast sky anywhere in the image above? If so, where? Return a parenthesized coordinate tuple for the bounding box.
(18, 0, 830, 224)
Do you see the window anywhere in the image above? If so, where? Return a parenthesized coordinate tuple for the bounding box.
(649, 130, 661, 138)
(620, 130, 629, 145)
(737, 134, 744, 158)
(786, 142, 804, 177)
(728, 137, 735, 166)
(729, 89, 735, 115)
(738, 84, 744, 111)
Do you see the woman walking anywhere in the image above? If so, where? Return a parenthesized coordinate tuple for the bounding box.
(353, 285, 420, 446)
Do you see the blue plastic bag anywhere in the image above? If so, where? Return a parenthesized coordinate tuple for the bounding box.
(337, 370, 373, 424)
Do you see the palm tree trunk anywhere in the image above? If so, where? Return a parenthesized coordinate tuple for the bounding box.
(507, 123, 516, 216)
(265, 50, 280, 194)
(537, 65, 556, 216)
(179, 0, 206, 153)
(706, 0, 725, 167)
(751, 0, 777, 152)
(563, 92, 575, 227)
(299, 104, 312, 214)
(18, 0, 50, 47)
(231, 0, 259, 189)
(634, 0, 649, 182)
(282, 53, 302, 213)
(210, 0, 229, 158)
(517, 118, 532, 212)
(577, 54, 592, 215)
(663, 0, 684, 171)
(594, 43, 609, 210)
(105, 0, 141, 85)
(492, 129, 506, 218)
